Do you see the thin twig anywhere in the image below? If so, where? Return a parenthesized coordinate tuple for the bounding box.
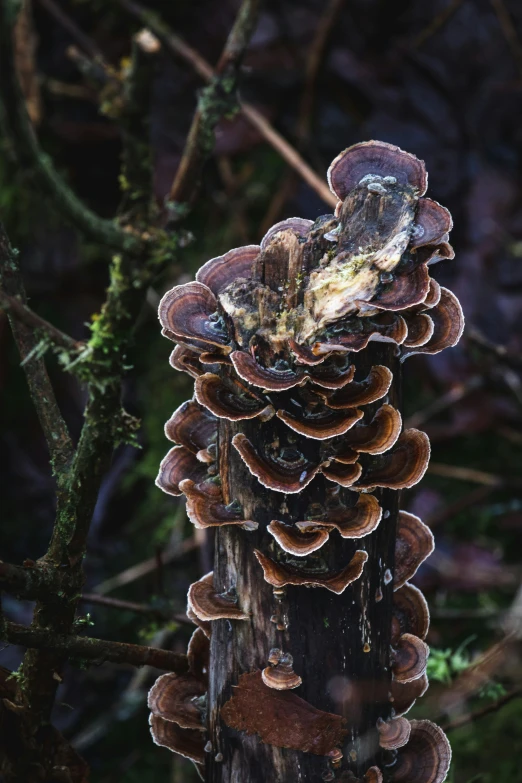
(427, 462, 506, 487)
(411, 0, 465, 50)
(260, 0, 344, 230)
(114, 0, 337, 208)
(490, 0, 522, 79)
(439, 635, 516, 713)
(466, 324, 522, 370)
(296, 0, 345, 145)
(0, 288, 82, 352)
(168, 0, 261, 207)
(237, 103, 336, 207)
(1, 621, 188, 673)
(80, 593, 192, 625)
(425, 485, 496, 528)
(0, 224, 74, 473)
(0, 1, 142, 254)
(117, 0, 214, 81)
(36, 0, 108, 65)
(92, 536, 199, 596)
(405, 375, 484, 430)
(441, 687, 522, 732)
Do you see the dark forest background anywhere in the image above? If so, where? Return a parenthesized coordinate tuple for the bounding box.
(1, 0, 522, 781)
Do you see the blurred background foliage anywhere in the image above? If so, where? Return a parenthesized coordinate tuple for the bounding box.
(1, 0, 522, 780)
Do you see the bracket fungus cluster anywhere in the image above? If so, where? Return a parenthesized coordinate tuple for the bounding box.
(153, 141, 462, 781)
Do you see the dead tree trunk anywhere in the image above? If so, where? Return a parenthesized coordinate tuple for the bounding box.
(153, 141, 463, 783)
(208, 343, 400, 782)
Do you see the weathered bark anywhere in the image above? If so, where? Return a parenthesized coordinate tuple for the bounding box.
(208, 344, 400, 781)
(204, 216, 403, 783)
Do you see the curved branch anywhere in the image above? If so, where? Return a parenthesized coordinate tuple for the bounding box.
(1, 621, 188, 673)
(0, 0, 143, 255)
(0, 224, 74, 473)
(0, 289, 82, 352)
(168, 0, 261, 207)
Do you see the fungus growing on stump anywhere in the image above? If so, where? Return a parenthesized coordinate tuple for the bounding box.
(152, 140, 461, 781)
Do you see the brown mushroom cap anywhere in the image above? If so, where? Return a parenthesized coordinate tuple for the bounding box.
(411, 198, 453, 250)
(196, 245, 260, 294)
(180, 478, 257, 530)
(337, 404, 402, 455)
(296, 493, 382, 539)
(276, 406, 363, 440)
(321, 460, 363, 488)
(402, 287, 464, 360)
(404, 313, 435, 348)
(313, 314, 408, 355)
(164, 400, 216, 453)
(195, 372, 274, 421)
(377, 716, 412, 750)
(355, 429, 430, 491)
(199, 350, 232, 366)
(395, 512, 435, 590)
(363, 768, 383, 783)
(156, 446, 208, 496)
(148, 672, 206, 730)
(158, 282, 230, 351)
(169, 345, 203, 378)
(187, 572, 249, 622)
(393, 583, 430, 642)
(232, 433, 320, 493)
(254, 549, 368, 594)
(330, 446, 359, 464)
(307, 362, 357, 389)
(325, 366, 393, 409)
(421, 278, 441, 309)
(289, 339, 332, 366)
(231, 350, 307, 391)
(149, 714, 205, 764)
(260, 217, 314, 249)
(187, 627, 210, 685)
(262, 649, 303, 690)
(390, 672, 429, 717)
(392, 633, 429, 683)
(327, 141, 427, 201)
(221, 670, 347, 755)
(364, 263, 430, 313)
(186, 605, 212, 639)
(393, 720, 452, 783)
(268, 521, 331, 556)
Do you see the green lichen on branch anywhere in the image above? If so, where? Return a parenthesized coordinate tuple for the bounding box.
(167, 0, 261, 208)
(0, 0, 144, 255)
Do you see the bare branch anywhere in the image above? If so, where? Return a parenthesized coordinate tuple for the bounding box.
(36, 0, 108, 65)
(92, 535, 200, 595)
(114, 0, 337, 208)
(441, 687, 522, 732)
(490, 0, 522, 79)
(0, 223, 74, 473)
(80, 593, 192, 625)
(1, 621, 188, 673)
(0, 288, 82, 352)
(411, 0, 465, 50)
(168, 0, 261, 207)
(296, 0, 346, 145)
(0, 562, 72, 602)
(427, 462, 515, 487)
